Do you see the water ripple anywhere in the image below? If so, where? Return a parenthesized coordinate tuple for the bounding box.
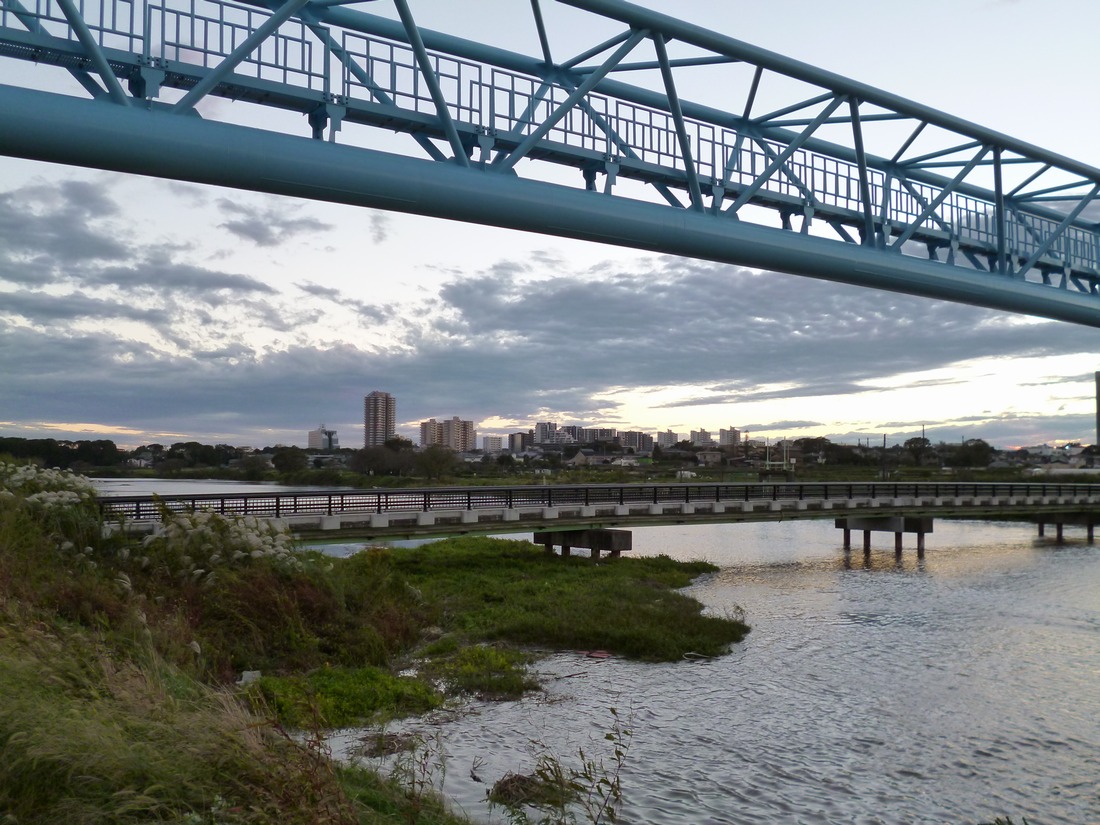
(333, 520, 1100, 824)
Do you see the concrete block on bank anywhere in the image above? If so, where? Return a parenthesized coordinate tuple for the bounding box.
(370, 514, 390, 528)
(461, 511, 478, 524)
(682, 503, 695, 515)
(741, 502, 754, 513)
(417, 512, 435, 526)
(581, 506, 597, 517)
(795, 500, 808, 511)
(503, 510, 520, 522)
(542, 507, 559, 519)
(821, 501, 833, 510)
(615, 505, 630, 516)
(769, 501, 782, 512)
(648, 503, 664, 515)
(320, 516, 341, 531)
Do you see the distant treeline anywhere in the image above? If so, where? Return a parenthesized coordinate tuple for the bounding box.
(0, 438, 123, 469)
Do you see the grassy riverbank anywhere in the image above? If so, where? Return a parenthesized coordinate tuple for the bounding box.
(0, 461, 748, 823)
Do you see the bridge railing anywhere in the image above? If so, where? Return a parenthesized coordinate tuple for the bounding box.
(97, 481, 1100, 524)
(5, 0, 1100, 320)
(5, 0, 1100, 279)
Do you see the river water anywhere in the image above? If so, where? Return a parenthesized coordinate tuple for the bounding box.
(92, 481, 1098, 822)
(332, 519, 1099, 825)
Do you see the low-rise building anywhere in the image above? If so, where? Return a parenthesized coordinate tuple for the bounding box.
(307, 425, 339, 451)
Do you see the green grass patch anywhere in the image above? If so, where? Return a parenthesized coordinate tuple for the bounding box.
(422, 643, 539, 699)
(393, 536, 749, 661)
(256, 665, 442, 728)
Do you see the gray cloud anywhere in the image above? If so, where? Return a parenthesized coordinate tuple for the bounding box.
(83, 261, 276, 297)
(740, 420, 824, 432)
(4, 202, 1099, 448)
(295, 281, 388, 322)
(0, 181, 129, 266)
(369, 212, 389, 244)
(217, 199, 332, 246)
(1, 289, 170, 325)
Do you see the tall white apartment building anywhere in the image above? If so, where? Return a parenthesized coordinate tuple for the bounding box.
(719, 427, 741, 447)
(691, 429, 715, 446)
(534, 421, 558, 444)
(482, 435, 503, 453)
(656, 429, 681, 448)
(363, 391, 396, 447)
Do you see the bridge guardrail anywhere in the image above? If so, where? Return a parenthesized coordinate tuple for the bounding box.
(97, 481, 1100, 523)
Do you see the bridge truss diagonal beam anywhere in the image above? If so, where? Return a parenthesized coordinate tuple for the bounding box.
(3, 0, 1100, 324)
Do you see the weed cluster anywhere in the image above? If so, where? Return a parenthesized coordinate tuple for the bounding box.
(0, 462, 467, 824)
(488, 708, 631, 825)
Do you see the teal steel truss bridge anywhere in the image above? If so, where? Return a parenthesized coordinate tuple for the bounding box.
(3, 0, 1100, 325)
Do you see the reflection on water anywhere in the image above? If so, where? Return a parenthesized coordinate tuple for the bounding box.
(332, 519, 1100, 825)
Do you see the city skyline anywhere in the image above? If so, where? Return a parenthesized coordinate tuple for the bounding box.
(3, 2, 1100, 450)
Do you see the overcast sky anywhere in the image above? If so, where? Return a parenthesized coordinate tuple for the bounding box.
(2, 0, 1100, 450)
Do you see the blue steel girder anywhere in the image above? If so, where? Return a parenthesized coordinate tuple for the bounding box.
(2, 0, 1100, 325)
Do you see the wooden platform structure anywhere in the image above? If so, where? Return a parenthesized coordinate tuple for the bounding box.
(835, 516, 934, 556)
(533, 528, 632, 558)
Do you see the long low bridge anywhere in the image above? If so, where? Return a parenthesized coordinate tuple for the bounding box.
(99, 480, 1100, 552)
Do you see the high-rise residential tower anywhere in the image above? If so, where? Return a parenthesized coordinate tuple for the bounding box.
(363, 391, 396, 447)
